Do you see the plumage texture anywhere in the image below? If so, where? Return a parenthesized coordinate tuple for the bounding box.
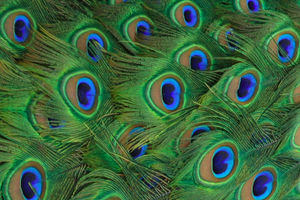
(0, 0, 299, 200)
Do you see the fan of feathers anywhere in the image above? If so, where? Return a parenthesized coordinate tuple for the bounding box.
(0, 0, 299, 199)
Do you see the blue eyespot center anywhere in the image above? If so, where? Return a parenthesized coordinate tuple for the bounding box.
(212, 146, 235, 179)
(226, 29, 239, 50)
(191, 125, 210, 143)
(182, 5, 198, 27)
(129, 127, 147, 159)
(277, 34, 296, 63)
(161, 78, 181, 111)
(137, 21, 151, 36)
(190, 50, 209, 70)
(86, 33, 104, 62)
(21, 167, 43, 200)
(252, 171, 275, 200)
(129, 145, 148, 159)
(77, 77, 97, 111)
(247, 0, 260, 12)
(237, 73, 257, 102)
(14, 15, 31, 43)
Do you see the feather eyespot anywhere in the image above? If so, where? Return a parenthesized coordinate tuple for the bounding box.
(177, 45, 212, 71)
(226, 70, 260, 105)
(278, 34, 297, 63)
(29, 96, 66, 130)
(29, 98, 48, 130)
(35, 115, 65, 130)
(6, 161, 46, 200)
(147, 74, 185, 114)
(268, 30, 299, 65)
(217, 25, 239, 51)
(128, 127, 148, 159)
(238, 0, 263, 13)
(48, 118, 65, 129)
(178, 124, 211, 150)
(124, 16, 152, 42)
(73, 29, 108, 62)
(240, 168, 277, 200)
(119, 126, 148, 159)
(63, 73, 100, 117)
(225, 29, 239, 51)
(196, 142, 238, 183)
(171, 1, 200, 28)
(2, 9, 36, 46)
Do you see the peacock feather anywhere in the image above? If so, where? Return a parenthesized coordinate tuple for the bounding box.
(0, 0, 299, 200)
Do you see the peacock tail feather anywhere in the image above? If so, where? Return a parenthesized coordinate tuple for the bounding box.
(0, 0, 299, 200)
